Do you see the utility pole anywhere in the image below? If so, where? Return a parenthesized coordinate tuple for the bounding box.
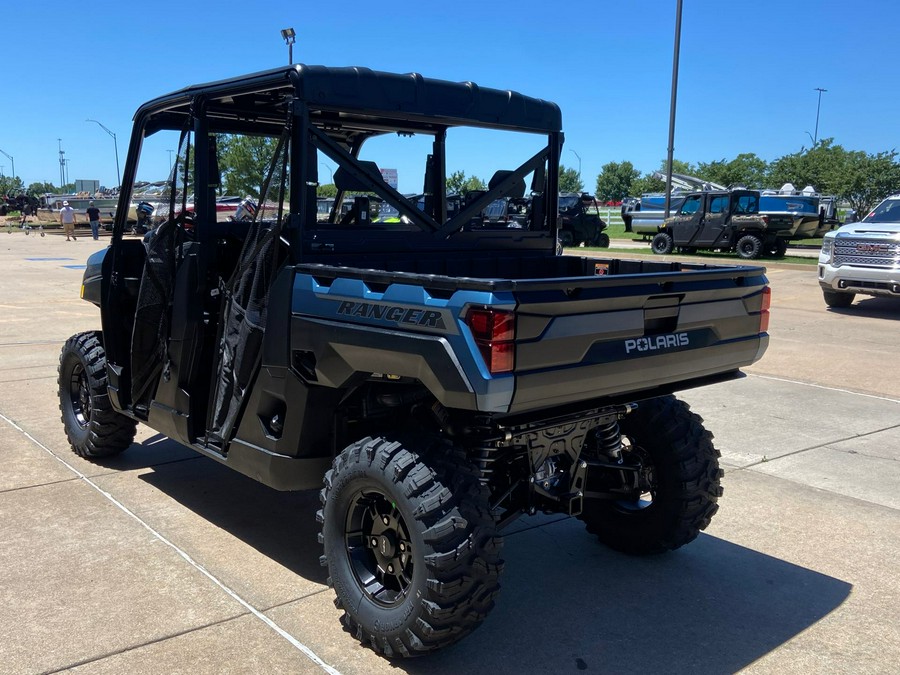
(813, 87, 827, 145)
(664, 0, 683, 218)
(58, 139, 66, 189)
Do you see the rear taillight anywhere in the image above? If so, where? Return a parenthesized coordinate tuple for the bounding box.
(465, 308, 515, 374)
(759, 287, 771, 333)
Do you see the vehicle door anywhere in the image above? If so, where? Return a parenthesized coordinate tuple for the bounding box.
(695, 193, 730, 245)
(669, 194, 705, 244)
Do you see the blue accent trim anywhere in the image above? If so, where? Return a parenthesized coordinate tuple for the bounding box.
(292, 271, 518, 412)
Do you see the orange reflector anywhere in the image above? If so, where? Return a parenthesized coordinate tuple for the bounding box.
(759, 287, 771, 333)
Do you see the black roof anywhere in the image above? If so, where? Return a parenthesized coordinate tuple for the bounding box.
(134, 64, 562, 135)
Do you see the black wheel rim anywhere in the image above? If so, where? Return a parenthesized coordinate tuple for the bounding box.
(67, 362, 91, 429)
(345, 488, 414, 607)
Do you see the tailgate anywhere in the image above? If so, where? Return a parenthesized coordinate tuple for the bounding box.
(509, 264, 769, 412)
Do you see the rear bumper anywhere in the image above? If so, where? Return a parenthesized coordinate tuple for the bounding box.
(509, 334, 767, 413)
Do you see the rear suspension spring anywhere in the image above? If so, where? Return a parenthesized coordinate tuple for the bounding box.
(595, 419, 623, 461)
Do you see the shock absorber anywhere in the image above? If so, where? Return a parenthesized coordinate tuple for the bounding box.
(594, 419, 623, 462)
(469, 443, 499, 485)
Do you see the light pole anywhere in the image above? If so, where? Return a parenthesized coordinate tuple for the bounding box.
(319, 162, 334, 184)
(813, 87, 827, 145)
(86, 119, 121, 188)
(569, 149, 582, 179)
(0, 149, 14, 182)
(58, 138, 65, 189)
(664, 0, 683, 219)
(168, 149, 175, 172)
(281, 28, 296, 65)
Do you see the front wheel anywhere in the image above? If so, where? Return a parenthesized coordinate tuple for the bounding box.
(736, 234, 763, 259)
(651, 232, 674, 255)
(823, 289, 855, 308)
(578, 396, 722, 554)
(58, 332, 137, 458)
(595, 232, 610, 248)
(319, 437, 503, 657)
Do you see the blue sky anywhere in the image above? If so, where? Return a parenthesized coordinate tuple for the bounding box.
(2, 0, 896, 194)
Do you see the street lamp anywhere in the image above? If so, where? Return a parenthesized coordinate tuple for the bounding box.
(813, 87, 827, 145)
(0, 149, 14, 182)
(281, 27, 296, 64)
(569, 149, 582, 178)
(663, 0, 683, 218)
(168, 149, 175, 173)
(86, 119, 122, 188)
(319, 162, 334, 184)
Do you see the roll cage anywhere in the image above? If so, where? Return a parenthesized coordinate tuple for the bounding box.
(114, 64, 564, 261)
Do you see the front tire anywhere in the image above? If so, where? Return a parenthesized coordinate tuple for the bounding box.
(651, 232, 674, 255)
(595, 232, 610, 248)
(58, 332, 137, 458)
(318, 437, 503, 657)
(578, 396, 722, 555)
(823, 289, 855, 308)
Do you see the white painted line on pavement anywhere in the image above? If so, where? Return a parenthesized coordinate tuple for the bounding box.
(0, 412, 342, 675)
(748, 373, 900, 405)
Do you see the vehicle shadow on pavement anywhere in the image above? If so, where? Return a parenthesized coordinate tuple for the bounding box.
(129, 440, 851, 673)
(407, 522, 852, 674)
(827, 297, 900, 320)
(134, 446, 327, 585)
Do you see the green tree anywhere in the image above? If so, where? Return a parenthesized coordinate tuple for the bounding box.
(559, 165, 584, 193)
(766, 139, 848, 194)
(446, 170, 486, 195)
(317, 183, 337, 198)
(0, 176, 23, 196)
(217, 134, 280, 199)
(26, 181, 58, 198)
(630, 173, 666, 196)
(767, 139, 900, 217)
(696, 153, 768, 189)
(840, 150, 900, 217)
(595, 161, 639, 202)
(659, 158, 696, 176)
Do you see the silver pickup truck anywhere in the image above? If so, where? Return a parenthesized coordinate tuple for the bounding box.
(818, 194, 900, 308)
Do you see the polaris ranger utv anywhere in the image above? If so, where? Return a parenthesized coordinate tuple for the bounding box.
(58, 65, 770, 657)
(650, 189, 791, 259)
(558, 192, 609, 247)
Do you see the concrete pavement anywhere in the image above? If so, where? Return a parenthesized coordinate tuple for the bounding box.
(0, 230, 897, 674)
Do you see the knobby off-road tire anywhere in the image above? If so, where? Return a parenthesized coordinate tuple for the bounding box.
(766, 238, 788, 258)
(318, 436, 503, 657)
(578, 395, 723, 555)
(736, 234, 763, 259)
(651, 232, 674, 255)
(823, 289, 855, 308)
(595, 232, 610, 248)
(58, 331, 137, 458)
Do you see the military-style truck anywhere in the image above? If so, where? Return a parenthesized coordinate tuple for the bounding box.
(650, 189, 792, 259)
(58, 65, 770, 657)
